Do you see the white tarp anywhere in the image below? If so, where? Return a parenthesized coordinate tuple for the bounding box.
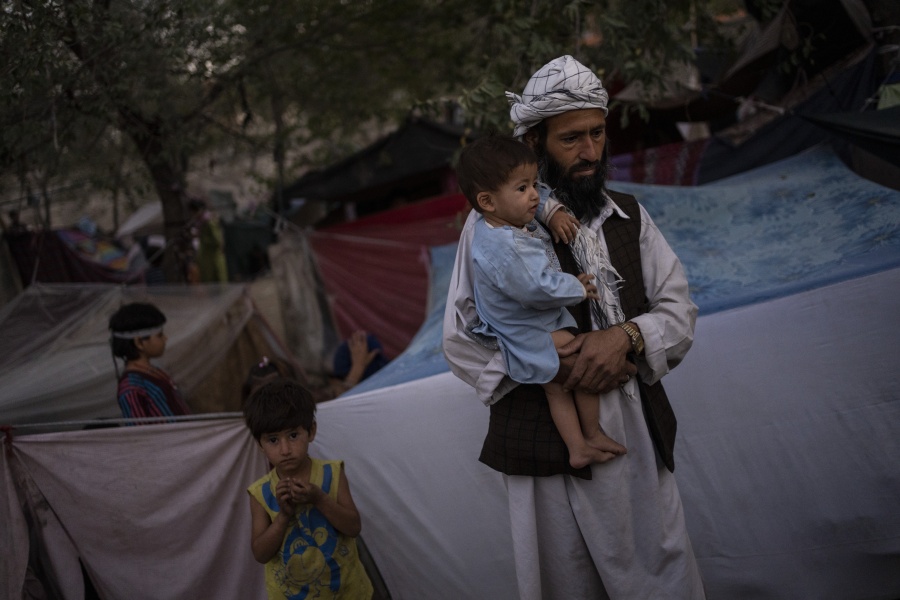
(330, 268, 900, 600)
(3, 144, 899, 598)
(3, 268, 899, 599)
(3, 418, 268, 600)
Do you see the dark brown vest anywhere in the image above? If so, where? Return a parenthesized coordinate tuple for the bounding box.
(478, 191, 678, 478)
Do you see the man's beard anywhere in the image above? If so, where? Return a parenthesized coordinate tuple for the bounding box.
(537, 147, 610, 223)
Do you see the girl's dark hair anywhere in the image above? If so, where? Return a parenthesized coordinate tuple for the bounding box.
(108, 302, 167, 361)
(455, 134, 538, 212)
(243, 378, 316, 440)
(241, 357, 300, 404)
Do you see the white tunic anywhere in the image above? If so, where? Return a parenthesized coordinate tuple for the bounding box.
(470, 216, 585, 390)
(442, 193, 705, 599)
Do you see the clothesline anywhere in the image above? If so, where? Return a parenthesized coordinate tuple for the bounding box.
(5, 411, 243, 435)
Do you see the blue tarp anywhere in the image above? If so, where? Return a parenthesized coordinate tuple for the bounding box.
(353, 143, 900, 394)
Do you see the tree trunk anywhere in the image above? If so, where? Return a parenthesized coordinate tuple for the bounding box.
(268, 68, 287, 217)
(125, 124, 192, 283)
(152, 172, 191, 284)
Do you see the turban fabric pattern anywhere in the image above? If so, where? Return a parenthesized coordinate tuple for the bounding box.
(506, 55, 609, 138)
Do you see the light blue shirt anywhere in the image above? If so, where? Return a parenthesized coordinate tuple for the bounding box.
(470, 216, 585, 384)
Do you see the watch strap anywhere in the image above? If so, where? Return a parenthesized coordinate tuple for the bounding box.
(616, 322, 644, 356)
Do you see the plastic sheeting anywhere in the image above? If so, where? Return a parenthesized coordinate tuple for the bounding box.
(267, 232, 338, 376)
(665, 269, 900, 599)
(4, 230, 145, 286)
(801, 104, 900, 166)
(616, 144, 900, 314)
(319, 268, 900, 599)
(697, 47, 877, 183)
(3, 143, 900, 598)
(309, 193, 468, 359)
(0, 283, 293, 426)
(2, 418, 267, 599)
(354, 144, 900, 395)
(3, 269, 897, 599)
(607, 47, 878, 187)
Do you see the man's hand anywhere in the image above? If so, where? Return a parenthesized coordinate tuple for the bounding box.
(556, 328, 636, 394)
(548, 210, 580, 244)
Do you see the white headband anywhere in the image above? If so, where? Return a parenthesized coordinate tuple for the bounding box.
(507, 55, 609, 138)
(110, 325, 164, 339)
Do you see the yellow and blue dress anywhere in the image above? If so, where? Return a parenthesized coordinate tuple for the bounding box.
(248, 459, 373, 600)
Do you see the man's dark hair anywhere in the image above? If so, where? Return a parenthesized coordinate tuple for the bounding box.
(108, 302, 167, 361)
(455, 134, 538, 212)
(530, 120, 612, 223)
(243, 378, 316, 440)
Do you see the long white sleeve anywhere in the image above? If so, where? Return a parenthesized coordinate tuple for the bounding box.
(626, 204, 697, 385)
(441, 210, 517, 405)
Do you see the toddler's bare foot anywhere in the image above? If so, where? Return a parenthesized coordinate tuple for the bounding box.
(586, 430, 627, 456)
(568, 444, 621, 469)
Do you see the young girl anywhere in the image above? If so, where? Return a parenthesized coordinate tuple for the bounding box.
(109, 302, 191, 420)
(455, 135, 626, 468)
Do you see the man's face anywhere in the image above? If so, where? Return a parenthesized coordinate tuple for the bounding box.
(543, 108, 607, 179)
(530, 108, 609, 221)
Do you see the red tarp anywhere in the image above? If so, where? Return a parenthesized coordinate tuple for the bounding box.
(309, 193, 469, 358)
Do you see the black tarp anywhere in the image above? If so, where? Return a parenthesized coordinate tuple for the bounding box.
(280, 119, 472, 204)
(800, 104, 900, 167)
(696, 48, 878, 183)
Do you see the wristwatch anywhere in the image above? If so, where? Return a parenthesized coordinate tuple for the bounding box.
(616, 322, 645, 356)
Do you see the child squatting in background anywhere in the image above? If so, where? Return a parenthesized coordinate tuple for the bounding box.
(241, 355, 301, 406)
(456, 134, 626, 468)
(329, 330, 390, 397)
(109, 302, 191, 420)
(244, 378, 373, 599)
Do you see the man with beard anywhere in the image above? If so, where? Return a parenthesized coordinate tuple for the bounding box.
(442, 55, 705, 599)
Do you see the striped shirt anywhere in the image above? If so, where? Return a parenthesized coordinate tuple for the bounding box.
(117, 367, 190, 420)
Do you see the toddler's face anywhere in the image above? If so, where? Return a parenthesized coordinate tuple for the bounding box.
(483, 163, 540, 229)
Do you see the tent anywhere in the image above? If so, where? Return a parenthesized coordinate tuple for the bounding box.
(5, 229, 147, 286)
(3, 144, 900, 598)
(307, 193, 469, 359)
(114, 200, 277, 282)
(800, 104, 900, 167)
(267, 122, 477, 366)
(326, 143, 900, 599)
(608, 45, 882, 186)
(602, 0, 893, 187)
(280, 118, 471, 227)
(254, 192, 469, 383)
(0, 283, 296, 427)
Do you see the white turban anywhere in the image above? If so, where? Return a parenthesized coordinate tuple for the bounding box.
(506, 55, 609, 138)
